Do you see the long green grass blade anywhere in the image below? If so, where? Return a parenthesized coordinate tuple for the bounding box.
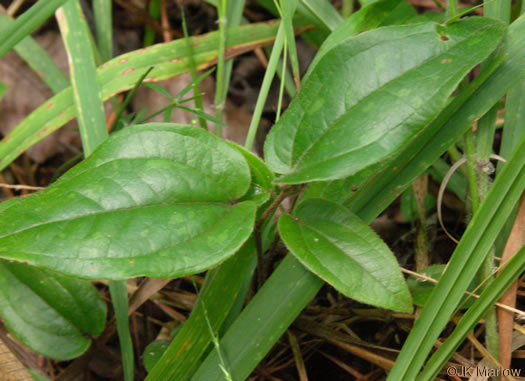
(109, 281, 134, 381)
(181, 8, 208, 131)
(419, 246, 525, 380)
(93, 0, 113, 63)
(56, 0, 108, 153)
(280, 0, 300, 88)
(0, 13, 68, 93)
(146, 240, 257, 380)
(207, 0, 246, 132)
(0, 0, 70, 58)
(0, 21, 285, 172)
(244, 22, 285, 150)
(300, 0, 343, 31)
(257, 0, 330, 46)
(144, 0, 160, 47)
(213, 0, 227, 136)
(500, 0, 525, 165)
(191, 254, 321, 381)
(223, 1, 246, 92)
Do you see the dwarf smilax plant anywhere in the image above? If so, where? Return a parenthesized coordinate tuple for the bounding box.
(1, 0, 525, 380)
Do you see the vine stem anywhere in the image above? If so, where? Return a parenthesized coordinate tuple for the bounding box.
(255, 185, 296, 287)
(464, 127, 499, 362)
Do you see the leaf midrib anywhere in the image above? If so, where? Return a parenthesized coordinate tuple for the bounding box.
(0, 201, 230, 242)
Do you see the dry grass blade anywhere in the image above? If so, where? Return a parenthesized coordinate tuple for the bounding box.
(296, 319, 395, 371)
(401, 268, 525, 318)
(286, 330, 308, 381)
(128, 278, 171, 316)
(497, 194, 525, 370)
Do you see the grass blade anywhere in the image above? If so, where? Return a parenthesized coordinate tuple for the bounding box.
(191, 254, 321, 381)
(244, 22, 285, 150)
(0, 0, 70, 58)
(300, 0, 343, 31)
(56, 0, 108, 153)
(108, 281, 134, 381)
(419, 246, 525, 380)
(0, 21, 287, 171)
(222, 0, 246, 102)
(213, 0, 227, 136)
(144, 0, 161, 47)
(500, 1, 525, 167)
(146, 240, 257, 380)
(181, 8, 208, 131)
(93, 0, 113, 63)
(0, 12, 69, 93)
(280, 0, 300, 88)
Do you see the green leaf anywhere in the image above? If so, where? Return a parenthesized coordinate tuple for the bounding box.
(143, 340, 171, 372)
(108, 280, 134, 381)
(0, 260, 106, 360)
(279, 199, 412, 312)
(379, 0, 418, 26)
(57, 0, 108, 155)
(0, 124, 256, 280)
(264, 17, 505, 184)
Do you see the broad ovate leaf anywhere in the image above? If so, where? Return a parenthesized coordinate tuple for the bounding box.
(0, 124, 256, 279)
(0, 260, 106, 360)
(279, 199, 412, 312)
(264, 17, 505, 184)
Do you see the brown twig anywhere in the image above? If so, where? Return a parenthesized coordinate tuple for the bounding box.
(287, 330, 309, 381)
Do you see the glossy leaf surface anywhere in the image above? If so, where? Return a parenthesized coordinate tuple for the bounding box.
(264, 18, 505, 184)
(0, 124, 256, 279)
(279, 199, 412, 312)
(0, 261, 106, 360)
